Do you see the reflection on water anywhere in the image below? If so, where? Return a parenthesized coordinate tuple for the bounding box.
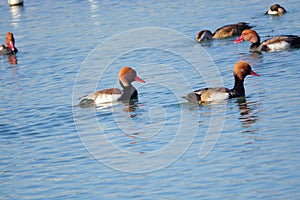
(94, 101, 120, 110)
(236, 98, 259, 131)
(94, 99, 139, 114)
(87, 0, 101, 26)
(122, 100, 139, 114)
(0, 62, 22, 102)
(9, 4, 24, 28)
(236, 52, 264, 66)
(7, 54, 17, 64)
(0, 54, 17, 65)
(1, 0, 300, 198)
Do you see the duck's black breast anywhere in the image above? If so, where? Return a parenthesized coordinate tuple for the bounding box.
(0, 45, 18, 55)
(118, 86, 138, 101)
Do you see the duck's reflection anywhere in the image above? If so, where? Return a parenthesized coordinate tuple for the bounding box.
(236, 97, 258, 130)
(122, 99, 140, 118)
(94, 99, 140, 118)
(2, 60, 21, 91)
(0, 54, 17, 65)
(7, 54, 17, 64)
(237, 52, 264, 65)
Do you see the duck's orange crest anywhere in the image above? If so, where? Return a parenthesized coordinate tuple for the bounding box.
(241, 29, 256, 36)
(234, 61, 250, 74)
(118, 66, 132, 79)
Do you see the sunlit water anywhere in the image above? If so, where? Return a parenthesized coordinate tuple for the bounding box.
(1, 0, 300, 199)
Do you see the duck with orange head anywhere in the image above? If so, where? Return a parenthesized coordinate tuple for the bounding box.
(79, 67, 145, 107)
(0, 32, 18, 55)
(234, 29, 300, 52)
(183, 61, 259, 104)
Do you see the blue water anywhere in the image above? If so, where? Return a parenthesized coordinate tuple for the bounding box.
(1, 0, 300, 199)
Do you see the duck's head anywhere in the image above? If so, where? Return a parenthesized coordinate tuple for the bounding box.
(234, 29, 259, 44)
(234, 61, 260, 80)
(5, 32, 16, 52)
(266, 4, 286, 15)
(196, 30, 213, 42)
(118, 66, 145, 87)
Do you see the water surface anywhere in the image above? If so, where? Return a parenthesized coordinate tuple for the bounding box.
(1, 0, 300, 199)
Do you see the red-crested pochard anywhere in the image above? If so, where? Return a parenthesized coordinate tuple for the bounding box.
(234, 29, 300, 52)
(79, 67, 145, 106)
(0, 32, 18, 55)
(196, 22, 254, 42)
(265, 4, 286, 15)
(183, 61, 259, 103)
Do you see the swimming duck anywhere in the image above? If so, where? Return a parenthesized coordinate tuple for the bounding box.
(234, 29, 300, 52)
(0, 32, 18, 55)
(183, 61, 259, 103)
(196, 22, 254, 42)
(265, 4, 286, 15)
(79, 67, 145, 106)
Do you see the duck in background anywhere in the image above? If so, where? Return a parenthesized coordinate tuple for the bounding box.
(234, 29, 300, 52)
(196, 22, 254, 42)
(79, 67, 145, 107)
(265, 4, 286, 15)
(0, 32, 18, 55)
(183, 61, 259, 104)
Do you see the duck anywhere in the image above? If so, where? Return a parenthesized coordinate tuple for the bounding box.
(0, 32, 18, 55)
(79, 66, 145, 106)
(196, 22, 254, 42)
(265, 4, 286, 15)
(183, 61, 259, 104)
(234, 29, 300, 52)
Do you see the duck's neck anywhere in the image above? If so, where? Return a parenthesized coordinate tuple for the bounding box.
(230, 75, 245, 98)
(249, 34, 261, 51)
(118, 81, 138, 101)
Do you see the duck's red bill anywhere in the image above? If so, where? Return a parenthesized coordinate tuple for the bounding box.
(234, 36, 244, 44)
(250, 70, 260, 76)
(9, 41, 15, 51)
(135, 76, 145, 83)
